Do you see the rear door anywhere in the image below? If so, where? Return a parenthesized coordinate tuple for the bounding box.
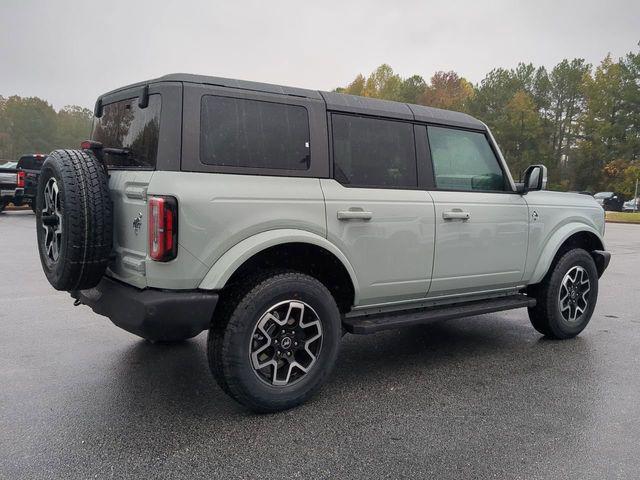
(422, 125, 528, 297)
(91, 83, 181, 288)
(322, 113, 436, 307)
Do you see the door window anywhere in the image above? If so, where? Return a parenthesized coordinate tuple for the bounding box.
(427, 126, 506, 191)
(332, 114, 417, 188)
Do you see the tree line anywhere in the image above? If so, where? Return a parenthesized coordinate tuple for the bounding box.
(0, 96, 92, 162)
(335, 46, 640, 196)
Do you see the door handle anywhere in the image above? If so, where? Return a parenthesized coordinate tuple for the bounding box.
(337, 208, 373, 221)
(442, 210, 471, 221)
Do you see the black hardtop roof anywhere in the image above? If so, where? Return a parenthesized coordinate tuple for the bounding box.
(99, 73, 485, 130)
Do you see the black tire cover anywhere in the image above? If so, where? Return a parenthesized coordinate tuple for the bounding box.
(36, 149, 113, 291)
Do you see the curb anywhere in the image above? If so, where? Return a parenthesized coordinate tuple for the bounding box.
(605, 220, 640, 225)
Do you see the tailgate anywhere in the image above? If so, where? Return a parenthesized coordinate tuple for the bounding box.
(0, 169, 17, 195)
(107, 170, 154, 288)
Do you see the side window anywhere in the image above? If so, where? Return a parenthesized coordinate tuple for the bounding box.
(427, 126, 506, 191)
(200, 96, 310, 170)
(332, 114, 417, 188)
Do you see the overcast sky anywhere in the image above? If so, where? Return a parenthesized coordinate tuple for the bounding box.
(1, 0, 638, 109)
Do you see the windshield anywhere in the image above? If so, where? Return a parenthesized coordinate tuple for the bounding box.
(594, 192, 613, 198)
(0, 161, 17, 169)
(91, 94, 161, 169)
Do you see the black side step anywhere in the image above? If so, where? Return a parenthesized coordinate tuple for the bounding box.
(343, 294, 536, 335)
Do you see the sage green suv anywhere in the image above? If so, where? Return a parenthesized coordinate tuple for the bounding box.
(35, 74, 610, 412)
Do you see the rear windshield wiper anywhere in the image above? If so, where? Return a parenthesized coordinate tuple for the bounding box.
(103, 147, 131, 156)
(102, 147, 148, 167)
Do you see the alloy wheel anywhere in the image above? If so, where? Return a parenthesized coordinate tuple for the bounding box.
(558, 265, 590, 322)
(249, 300, 323, 386)
(41, 177, 62, 262)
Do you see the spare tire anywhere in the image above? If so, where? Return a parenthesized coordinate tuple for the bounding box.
(36, 149, 113, 291)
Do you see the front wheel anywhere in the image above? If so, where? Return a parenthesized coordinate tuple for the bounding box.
(208, 271, 342, 412)
(527, 248, 598, 339)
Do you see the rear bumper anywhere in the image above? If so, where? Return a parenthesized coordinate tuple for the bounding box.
(71, 276, 218, 341)
(1, 187, 22, 204)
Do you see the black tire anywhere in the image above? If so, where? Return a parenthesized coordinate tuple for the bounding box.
(30, 202, 37, 214)
(0, 202, 6, 213)
(36, 149, 113, 291)
(208, 271, 342, 413)
(527, 248, 598, 339)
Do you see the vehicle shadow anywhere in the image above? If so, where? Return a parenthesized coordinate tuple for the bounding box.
(94, 313, 594, 421)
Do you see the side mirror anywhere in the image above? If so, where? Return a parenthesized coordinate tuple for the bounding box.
(518, 165, 547, 194)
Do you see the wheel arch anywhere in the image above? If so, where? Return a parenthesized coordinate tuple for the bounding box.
(529, 224, 605, 285)
(198, 229, 359, 311)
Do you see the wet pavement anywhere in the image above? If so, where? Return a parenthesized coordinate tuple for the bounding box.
(1, 210, 639, 479)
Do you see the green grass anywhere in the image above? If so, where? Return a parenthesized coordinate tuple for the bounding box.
(606, 211, 640, 224)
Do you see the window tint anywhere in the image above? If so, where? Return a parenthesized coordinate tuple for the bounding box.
(18, 156, 45, 170)
(200, 96, 310, 170)
(427, 126, 506, 191)
(332, 114, 416, 188)
(92, 95, 161, 169)
(18, 157, 34, 170)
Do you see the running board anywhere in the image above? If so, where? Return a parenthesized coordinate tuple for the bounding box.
(343, 294, 536, 335)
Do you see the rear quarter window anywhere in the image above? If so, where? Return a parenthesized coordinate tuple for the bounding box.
(200, 96, 311, 171)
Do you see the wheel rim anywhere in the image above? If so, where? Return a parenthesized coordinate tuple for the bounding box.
(249, 300, 323, 387)
(558, 265, 590, 322)
(42, 177, 62, 262)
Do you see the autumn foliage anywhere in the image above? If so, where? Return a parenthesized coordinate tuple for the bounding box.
(335, 47, 640, 196)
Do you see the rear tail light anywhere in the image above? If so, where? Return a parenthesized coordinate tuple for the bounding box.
(148, 196, 178, 262)
(17, 170, 25, 188)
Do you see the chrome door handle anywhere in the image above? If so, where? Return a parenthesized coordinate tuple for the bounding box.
(337, 208, 373, 221)
(442, 210, 470, 221)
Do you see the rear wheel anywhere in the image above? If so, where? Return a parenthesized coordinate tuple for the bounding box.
(208, 271, 341, 412)
(527, 248, 598, 339)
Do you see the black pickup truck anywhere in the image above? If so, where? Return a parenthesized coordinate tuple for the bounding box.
(0, 161, 23, 213)
(17, 154, 46, 211)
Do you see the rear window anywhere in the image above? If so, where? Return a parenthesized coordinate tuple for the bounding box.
(17, 156, 45, 170)
(91, 94, 161, 169)
(332, 114, 417, 188)
(200, 96, 311, 170)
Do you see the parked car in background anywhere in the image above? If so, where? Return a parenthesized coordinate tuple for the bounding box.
(0, 161, 24, 212)
(17, 154, 46, 212)
(623, 197, 640, 212)
(594, 191, 624, 211)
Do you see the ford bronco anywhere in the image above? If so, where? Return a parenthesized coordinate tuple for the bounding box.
(35, 74, 610, 412)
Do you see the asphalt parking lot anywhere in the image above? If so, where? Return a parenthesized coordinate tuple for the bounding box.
(1, 210, 639, 479)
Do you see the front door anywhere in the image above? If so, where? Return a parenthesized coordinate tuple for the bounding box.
(423, 125, 529, 297)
